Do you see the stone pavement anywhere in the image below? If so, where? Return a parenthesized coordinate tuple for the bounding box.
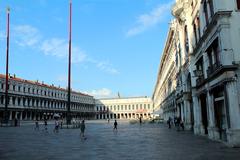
(0, 120, 239, 160)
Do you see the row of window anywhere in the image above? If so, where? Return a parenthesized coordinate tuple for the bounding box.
(96, 104, 152, 111)
(0, 82, 92, 102)
(0, 95, 93, 111)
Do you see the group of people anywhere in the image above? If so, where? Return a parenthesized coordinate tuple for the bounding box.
(167, 116, 184, 131)
(34, 119, 63, 133)
(34, 119, 119, 139)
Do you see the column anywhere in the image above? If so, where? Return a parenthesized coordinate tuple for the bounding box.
(15, 98, 18, 107)
(206, 91, 217, 139)
(20, 98, 23, 106)
(225, 81, 240, 146)
(193, 95, 201, 134)
(30, 112, 32, 120)
(9, 97, 13, 106)
(20, 111, 23, 120)
(29, 99, 33, 107)
(33, 112, 36, 120)
(226, 81, 240, 129)
(184, 100, 192, 130)
(9, 111, 12, 120)
(24, 99, 28, 107)
(15, 111, 18, 119)
(24, 112, 28, 120)
(181, 103, 184, 120)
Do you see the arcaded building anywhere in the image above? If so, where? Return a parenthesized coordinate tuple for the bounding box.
(0, 74, 95, 121)
(153, 0, 240, 146)
(95, 97, 153, 120)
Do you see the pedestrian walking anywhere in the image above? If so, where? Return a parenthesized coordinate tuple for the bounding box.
(35, 120, 39, 130)
(54, 120, 59, 133)
(180, 119, 185, 131)
(80, 120, 86, 138)
(44, 119, 48, 132)
(60, 119, 63, 129)
(167, 117, 172, 129)
(139, 117, 142, 125)
(113, 120, 118, 131)
(176, 117, 181, 131)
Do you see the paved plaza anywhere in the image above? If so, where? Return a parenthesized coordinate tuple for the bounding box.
(0, 120, 240, 160)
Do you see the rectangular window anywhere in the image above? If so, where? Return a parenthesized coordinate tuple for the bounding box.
(209, 0, 214, 16)
(197, 17, 201, 38)
(204, 0, 209, 25)
(193, 23, 198, 44)
(237, 0, 240, 10)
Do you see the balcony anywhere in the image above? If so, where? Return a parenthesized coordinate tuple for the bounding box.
(207, 51, 238, 79)
(207, 63, 221, 77)
(196, 76, 204, 86)
(207, 63, 238, 79)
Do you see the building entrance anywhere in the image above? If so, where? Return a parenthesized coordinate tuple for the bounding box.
(200, 94, 208, 135)
(214, 99, 227, 141)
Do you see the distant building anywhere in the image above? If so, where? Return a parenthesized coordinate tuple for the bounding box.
(0, 74, 95, 121)
(95, 97, 153, 119)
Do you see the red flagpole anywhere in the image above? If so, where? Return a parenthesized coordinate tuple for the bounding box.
(4, 7, 10, 124)
(67, 0, 72, 125)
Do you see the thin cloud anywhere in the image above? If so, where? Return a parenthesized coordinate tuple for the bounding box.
(13, 25, 42, 47)
(12, 24, 118, 74)
(87, 58, 119, 75)
(40, 38, 87, 63)
(84, 88, 114, 99)
(126, 1, 173, 37)
(96, 61, 119, 75)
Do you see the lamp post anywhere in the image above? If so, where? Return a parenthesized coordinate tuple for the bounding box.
(66, 0, 72, 125)
(3, 7, 10, 125)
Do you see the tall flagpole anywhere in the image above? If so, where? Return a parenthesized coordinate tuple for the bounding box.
(4, 7, 10, 124)
(67, 0, 72, 125)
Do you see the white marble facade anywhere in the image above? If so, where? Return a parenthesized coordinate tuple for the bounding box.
(153, 0, 240, 147)
(95, 97, 153, 120)
(0, 74, 95, 121)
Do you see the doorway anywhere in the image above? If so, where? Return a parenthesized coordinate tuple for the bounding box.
(214, 99, 227, 141)
(200, 94, 208, 135)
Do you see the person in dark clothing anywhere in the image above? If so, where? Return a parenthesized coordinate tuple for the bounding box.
(113, 120, 118, 131)
(139, 117, 142, 125)
(35, 120, 39, 130)
(80, 120, 85, 138)
(176, 117, 181, 131)
(167, 117, 172, 129)
(180, 119, 185, 131)
(44, 119, 48, 132)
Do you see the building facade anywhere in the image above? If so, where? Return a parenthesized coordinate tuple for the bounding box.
(153, 0, 240, 146)
(0, 74, 95, 121)
(152, 21, 177, 121)
(95, 97, 153, 120)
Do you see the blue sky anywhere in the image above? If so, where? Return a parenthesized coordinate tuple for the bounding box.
(0, 0, 173, 98)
